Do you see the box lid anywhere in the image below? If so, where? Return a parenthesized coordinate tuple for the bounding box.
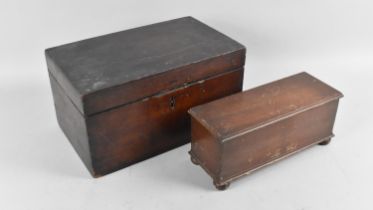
(189, 72, 343, 141)
(45, 16, 245, 116)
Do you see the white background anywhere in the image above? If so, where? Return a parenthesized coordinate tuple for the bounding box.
(1, 0, 372, 209)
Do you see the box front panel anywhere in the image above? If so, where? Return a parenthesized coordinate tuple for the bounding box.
(87, 68, 243, 176)
(220, 100, 339, 181)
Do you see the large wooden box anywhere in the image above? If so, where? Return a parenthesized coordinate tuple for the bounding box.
(45, 17, 245, 177)
(188, 72, 343, 190)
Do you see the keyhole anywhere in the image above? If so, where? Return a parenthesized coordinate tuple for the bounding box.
(170, 96, 176, 110)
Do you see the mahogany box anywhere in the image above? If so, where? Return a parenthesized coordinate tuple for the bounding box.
(45, 17, 245, 177)
(188, 72, 343, 190)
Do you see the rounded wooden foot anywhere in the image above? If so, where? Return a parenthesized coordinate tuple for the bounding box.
(190, 156, 199, 165)
(213, 181, 230, 191)
(318, 138, 331, 145)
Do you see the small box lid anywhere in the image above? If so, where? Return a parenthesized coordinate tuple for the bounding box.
(45, 17, 245, 116)
(189, 72, 343, 140)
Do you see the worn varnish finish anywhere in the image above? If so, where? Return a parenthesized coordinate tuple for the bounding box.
(46, 17, 245, 176)
(189, 72, 343, 190)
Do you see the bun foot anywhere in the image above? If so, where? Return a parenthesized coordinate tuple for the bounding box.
(318, 138, 331, 145)
(213, 181, 230, 191)
(190, 156, 199, 165)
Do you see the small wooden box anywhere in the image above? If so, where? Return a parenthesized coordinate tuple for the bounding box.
(46, 17, 245, 177)
(188, 72, 343, 190)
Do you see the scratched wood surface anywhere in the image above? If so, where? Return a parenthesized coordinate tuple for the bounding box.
(189, 72, 343, 190)
(46, 17, 246, 176)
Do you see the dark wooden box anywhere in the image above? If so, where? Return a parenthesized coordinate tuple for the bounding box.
(45, 17, 245, 177)
(188, 72, 343, 190)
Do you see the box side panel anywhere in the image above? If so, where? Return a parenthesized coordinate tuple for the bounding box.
(83, 49, 245, 115)
(46, 53, 84, 115)
(220, 100, 340, 182)
(87, 68, 243, 176)
(190, 117, 221, 180)
(49, 74, 94, 175)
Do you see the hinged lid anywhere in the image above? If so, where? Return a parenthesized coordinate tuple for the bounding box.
(189, 72, 343, 141)
(45, 17, 245, 116)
